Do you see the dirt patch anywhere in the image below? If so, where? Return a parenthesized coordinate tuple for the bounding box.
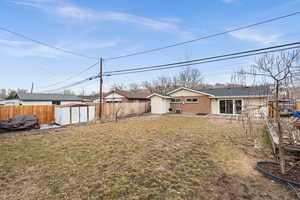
(259, 163, 300, 183)
(216, 173, 294, 200)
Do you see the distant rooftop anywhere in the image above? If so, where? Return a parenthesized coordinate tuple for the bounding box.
(17, 93, 82, 101)
(106, 89, 151, 99)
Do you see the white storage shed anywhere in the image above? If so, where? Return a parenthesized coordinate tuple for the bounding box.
(147, 93, 171, 114)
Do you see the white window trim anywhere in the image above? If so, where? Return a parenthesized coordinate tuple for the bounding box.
(185, 98, 199, 104)
(218, 99, 243, 115)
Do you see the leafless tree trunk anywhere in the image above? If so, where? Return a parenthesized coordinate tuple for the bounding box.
(275, 80, 285, 174)
(232, 50, 300, 175)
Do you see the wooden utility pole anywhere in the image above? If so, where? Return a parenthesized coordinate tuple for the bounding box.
(99, 58, 104, 120)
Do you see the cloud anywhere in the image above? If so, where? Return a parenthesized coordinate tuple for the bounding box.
(221, 0, 239, 4)
(229, 29, 281, 44)
(0, 37, 119, 58)
(74, 40, 120, 49)
(0, 39, 67, 58)
(0, 39, 29, 47)
(11, 0, 193, 38)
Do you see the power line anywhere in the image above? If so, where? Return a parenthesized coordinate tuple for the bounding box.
(45, 42, 300, 92)
(41, 74, 99, 93)
(104, 45, 300, 76)
(105, 11, 300, 60)
(104, 42, 300, 74)
(38, 61, 99, 89)
(0, 26, 98, 60)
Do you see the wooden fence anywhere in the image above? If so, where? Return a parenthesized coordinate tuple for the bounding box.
(95, 102, 150, 120)
(0, 105, 55, 124)
(0, 103, 150, 125)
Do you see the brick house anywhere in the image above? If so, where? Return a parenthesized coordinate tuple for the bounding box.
(148, 87, 271, 117)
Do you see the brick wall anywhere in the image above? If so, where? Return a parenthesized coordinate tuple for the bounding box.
(170, 96, 211, 114)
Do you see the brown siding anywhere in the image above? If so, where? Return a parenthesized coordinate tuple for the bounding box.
(0, 105, 55, 124)
(123, 98, 149, 103)
(122, 97, 132, 103)
(170, 96, 211, 114)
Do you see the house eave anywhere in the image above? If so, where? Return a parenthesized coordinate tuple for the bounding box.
(147, 93, 171, 99)
(209, 95, 271, 99)
(167, 87, 215, 97)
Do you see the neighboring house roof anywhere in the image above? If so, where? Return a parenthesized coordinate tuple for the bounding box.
(197, 86, 271, 98)
(78, 95, 96, 100)
(17, 93, 82, 101)
(78, 95, 97, 102)
(105, 89, 151, 99)
(147, 93, 171, 99)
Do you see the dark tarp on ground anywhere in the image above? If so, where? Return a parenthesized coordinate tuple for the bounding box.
(0, 115, 40, 133)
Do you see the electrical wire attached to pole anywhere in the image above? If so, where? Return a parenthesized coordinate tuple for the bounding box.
(43, 41, 300, 92)
(105, 11, 300, 61)
(104, 42, 300, 75)
(0, 27, 98, 60)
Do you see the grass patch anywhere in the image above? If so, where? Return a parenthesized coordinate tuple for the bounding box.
(259, 128, 272, 149)
(0, 116, 294, 200)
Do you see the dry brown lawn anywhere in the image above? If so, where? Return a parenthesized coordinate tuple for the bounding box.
(0, 115, 296, 200)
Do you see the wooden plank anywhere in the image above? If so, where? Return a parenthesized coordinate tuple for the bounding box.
(0, 105, 55, 124)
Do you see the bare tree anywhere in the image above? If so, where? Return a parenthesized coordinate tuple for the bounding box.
(110, 83, 126, 91)
(128, 83, 139, 92)
(176, 68, 204, 89)
(141, 68, 205, 94)
(234, 50, 300, 174)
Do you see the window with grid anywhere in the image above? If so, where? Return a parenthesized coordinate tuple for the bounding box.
(186, 98, 198, 103)
(171, 98, 181, 103)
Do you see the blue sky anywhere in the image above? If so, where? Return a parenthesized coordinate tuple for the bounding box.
(1, 0, 300, 94)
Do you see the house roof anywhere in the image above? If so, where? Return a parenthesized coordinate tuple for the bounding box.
(17, 93, 82, 101)
(197, 86, 271, 98)
(167, 87, 214, 96)
(105, 89, 151, 99)
(147, 93, 171, 99)
(160, 86, 271, 99)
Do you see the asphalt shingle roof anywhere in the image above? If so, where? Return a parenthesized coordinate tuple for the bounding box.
(17, 93, 82, 101)
(197, 87, 271, 97)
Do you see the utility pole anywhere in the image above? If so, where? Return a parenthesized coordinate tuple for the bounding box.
(99, 58, 104, 120)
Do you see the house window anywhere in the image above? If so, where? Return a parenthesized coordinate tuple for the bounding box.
(219, 100, 242, 114)
(186, 98, 198, 103)
(171, 98, 181, 103)
(219, 100, 233, 114)
(106, 101, 122, 103)
(235, 100, 242, 114)
(52, 100, 61, 105)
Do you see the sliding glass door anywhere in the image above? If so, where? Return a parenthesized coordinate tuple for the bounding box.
(220, 100, 233, 114)
(219, 100, 242, 114)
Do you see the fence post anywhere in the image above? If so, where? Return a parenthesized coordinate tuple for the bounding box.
(70, 107, 72, 124)
(87, 106, 89, 122)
